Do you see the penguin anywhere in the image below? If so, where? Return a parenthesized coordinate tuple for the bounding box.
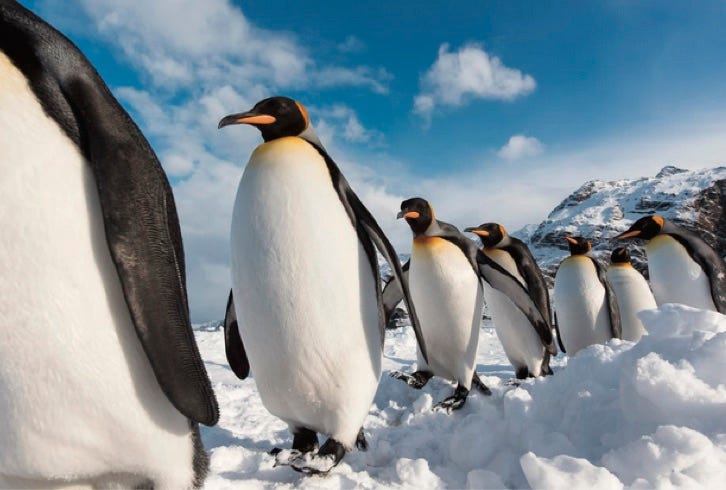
(389, 198, 489, 410)
(0, 2, 218, 488)
(606, 247, 657, 342)
(219, 96, 426, 474)
(464, 223, 556, 379)
(553, 236, 621, 355)
(614, 215, 726, 313)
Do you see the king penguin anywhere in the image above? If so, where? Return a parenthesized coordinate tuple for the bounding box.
(219, 97, 425, 474)
(464, 223, 557, 379)
(553, 237, 622, 355)
(614, 215, 726, 313)
(606, 247, 657, 342)
(0, 2, 218, 488)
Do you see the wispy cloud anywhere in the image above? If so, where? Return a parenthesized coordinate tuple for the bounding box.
(414, 43, 536, 122)
(338, 35, 366, 53)
(498, 134, 544, 161)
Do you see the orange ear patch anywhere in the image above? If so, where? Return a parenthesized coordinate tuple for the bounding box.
(296, 101, 310, 128)
(499, 224, 506, 237)
(653, 215, 665, 227)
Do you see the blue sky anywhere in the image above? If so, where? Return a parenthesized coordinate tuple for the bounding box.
(20, 0, 726, 320)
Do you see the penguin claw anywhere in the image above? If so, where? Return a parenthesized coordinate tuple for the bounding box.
(389, 370, 433, 389)
(355, 428, 368, 451)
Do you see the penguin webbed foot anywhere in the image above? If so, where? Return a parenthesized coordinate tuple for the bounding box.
(282, 438, 346, 475)
(472, 373, 492, 395)
(356, 428, 368, 451)
(434, 385, 469, 413)
(390, 369, 433, 389)
(270, 427, 318, 457)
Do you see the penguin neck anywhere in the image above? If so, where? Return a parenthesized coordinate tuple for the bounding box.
(298, 125, 326, 151)
(412, 219, 440, 240)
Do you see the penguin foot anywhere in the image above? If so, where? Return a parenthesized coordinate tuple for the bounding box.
(515, 366, 531, 380)
(471, 373, 492, 395)
(356, 428, 368, 451)
(434, 385, 469, 413)
(292, 427, 319, 453)
(390, 370, 434, 389)
(288, 438, 346, 475)
(505, 378, 522, 386)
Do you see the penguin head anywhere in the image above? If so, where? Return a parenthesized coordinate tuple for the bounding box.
(610, 247, 631, 265)
(464, 223, 507, 248)
(565, 236, 591, 255)
(218, 96, 312, 142)
(397, 197, 434, 236)
(614, 215, 665, 241)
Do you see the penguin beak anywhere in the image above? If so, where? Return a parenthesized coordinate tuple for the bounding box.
(565, 236, 578, 245)
(218, 111, 276, 129)
(614, 230, 641, 240)
(468, 229, 490, 237)
(463, 227, 476, 233)
(397, 211, 420, 219)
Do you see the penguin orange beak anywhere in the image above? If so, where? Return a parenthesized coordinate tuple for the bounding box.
(614, 230, 641, 240)
(397, 211, 420, 219)
(565, 236, 578, 245)
(218, 112, 276, 129)
(471, 230, 490, 237)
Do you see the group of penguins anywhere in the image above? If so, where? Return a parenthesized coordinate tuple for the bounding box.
(2, 1, 725, 487)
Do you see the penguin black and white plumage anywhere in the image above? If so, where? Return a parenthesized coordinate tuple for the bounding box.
(614, 215, 726, 313)
(464, 223, 556, 379)
(390, 198, 490, 410)
(553, 237, 622, 355)
(0, 2, 218, 488)
(219, 97, 425, 474)
(606, 247, 657, 342)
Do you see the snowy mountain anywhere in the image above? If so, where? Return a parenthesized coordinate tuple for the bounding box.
(515, 165, 726, 281)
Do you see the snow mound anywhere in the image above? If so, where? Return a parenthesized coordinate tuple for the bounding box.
(198, 305, 726, 488)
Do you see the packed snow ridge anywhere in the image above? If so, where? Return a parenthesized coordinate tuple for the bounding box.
(196, 304, 726, 488)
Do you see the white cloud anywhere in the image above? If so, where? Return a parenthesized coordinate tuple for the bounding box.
(314, 105, 385, 146)
(338, 35, 366, 53)
(498, 134, 544, 161)
(414, 43, 536, 121)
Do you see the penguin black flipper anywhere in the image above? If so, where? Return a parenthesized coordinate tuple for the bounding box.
(431, 222, 554, 348)
(590, 257, 622, 340)
(0, 2, 219, 426)
(553, 312, 566, 354)
(309, 143, 428, 362)
(224, 290, 250, 379)
(504, 238, 553, 327)
(665, 228, 726, 313)
(382, 260, 410, 325)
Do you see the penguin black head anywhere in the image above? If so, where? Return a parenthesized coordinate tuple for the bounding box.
(614, 215, 665, 241)
(464, 223, 507, 248)
(565, 236, 592, 255)
(611, 247, 631, 265)
(397, 197, 434, 236)
(218, 96, 310, 142)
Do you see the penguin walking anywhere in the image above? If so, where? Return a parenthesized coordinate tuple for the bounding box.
(389, 198, 489, 410)
(553, 237, 621, 355)
(0, 3, 218, 488)
(464, 223, 556, 379)
(606, 247, 657, 342)
(219, 97, 425, 474)
(614, 215, 726, 313)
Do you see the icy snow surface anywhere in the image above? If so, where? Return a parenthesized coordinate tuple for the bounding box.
(196, 304, 726, 489)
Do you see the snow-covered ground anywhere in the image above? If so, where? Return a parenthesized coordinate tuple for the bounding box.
(196, 304, 726, 489)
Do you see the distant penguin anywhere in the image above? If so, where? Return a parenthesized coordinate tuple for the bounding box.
(606, 247, 657, 342)
(219, 97, 425, 473)
(465, 223, 556, 378)
(390, 198, 490, 410)
(553, 237, 621, 355)
(0, 2, 218, 488)
(615, 215, 726, 313)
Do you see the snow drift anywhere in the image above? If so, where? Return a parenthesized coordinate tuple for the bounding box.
(196, 303, 726, 488)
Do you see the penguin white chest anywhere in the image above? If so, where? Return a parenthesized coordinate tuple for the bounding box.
(0, 53, 193, 483)
(484, 248, 527, 288)
(554, 256, 612, 355)
(230, 137, 380, 445)
(606, 265, 657, 342)
(646, 235, 717, 311)
(409, 238, 483, 387)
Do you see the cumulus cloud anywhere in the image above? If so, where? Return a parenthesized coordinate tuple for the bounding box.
(414, 43, 536, 121)
(498, 134, 544, 161)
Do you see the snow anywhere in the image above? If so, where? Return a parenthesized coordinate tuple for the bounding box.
(196, 304, 726, 488)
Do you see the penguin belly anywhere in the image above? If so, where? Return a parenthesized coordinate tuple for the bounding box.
(484, 249, 527, 287)
(482, 284, 546, 376)
(409, 238, 483, 389)
(554, 257, 612, 355)
(646, 235, 717, 311)
(230, 137, 381, 448)
(0, 53, 195, 487)
(606, 265, 657, 342)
